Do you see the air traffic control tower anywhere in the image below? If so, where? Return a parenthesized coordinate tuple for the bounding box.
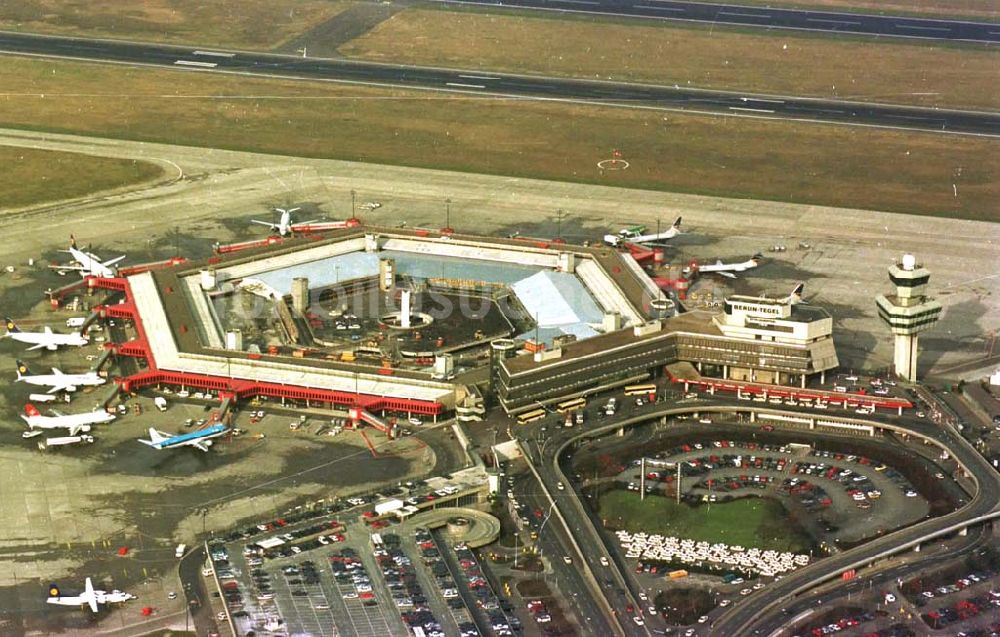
(876, 254, 941, 381)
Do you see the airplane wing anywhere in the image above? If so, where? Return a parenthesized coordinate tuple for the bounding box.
(27, 342, 47, 351)
(191, 440, 211, 452)
(716, 272, 737, 279)
(68, 425, 83, 436)
(103, 255, 126, 267)
(251, 220, 278, 230)
(51, 368, 63, 375)
(85, 578, 98, 613)
(47, 383, 70, 394)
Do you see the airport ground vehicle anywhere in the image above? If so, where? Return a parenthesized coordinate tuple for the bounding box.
(556, 397, 586, 413)
(624, 383, 656, 397)
(517, 409, 547, 425)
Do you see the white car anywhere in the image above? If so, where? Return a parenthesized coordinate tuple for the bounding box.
(638, 592, 648, 601)
(343, 592, 359, 599)
(884, 593, 896, 603)
(600, 556, 609, 566)
(719, 599, 731, 607)
(562, 556, 572, 565)
(633, 616, 645, 626)
(409, 417, 422, 426)
(698, 615, 709, 623)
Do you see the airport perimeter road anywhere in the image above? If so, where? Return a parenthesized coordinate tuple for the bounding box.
(1, 31, 999, 136)
(525, 400, 1000, 636)
(432, 0, 1000, 44)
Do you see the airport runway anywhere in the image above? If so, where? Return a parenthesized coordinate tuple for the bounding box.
(431, 0, 1000, 43)
(1, 31, 998, 136)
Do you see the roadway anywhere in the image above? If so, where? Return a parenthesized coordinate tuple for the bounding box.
(431, 0, 1000, 44)
(510, 464, 621, 636)
(0, 31, 998, 136)
(516, 393, 1000, 636)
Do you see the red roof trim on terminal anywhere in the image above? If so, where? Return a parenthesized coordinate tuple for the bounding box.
(86, 276, 443, 415)
(666, 370, 913, 410)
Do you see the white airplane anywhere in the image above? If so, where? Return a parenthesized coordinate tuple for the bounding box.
(15, 359, 106, 394)
(4, 317, 88, 351)
(604, 216, 682, 247)
(22, 403, 115, 436)
(690, 253, 763, 279)
(251, 207, 317, 237)
(50, 236, 125, 278)
(47, 577, 135, 613)
(139, 423, 229, 452)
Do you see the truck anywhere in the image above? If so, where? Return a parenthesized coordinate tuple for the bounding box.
(668, 569, 689, 579)
(65, 317, 86, 328)
(28, 393, 57, 403)
(374, 499, 404, 516)
(175, 543, 187, 558)
(154, 397, 168, 412)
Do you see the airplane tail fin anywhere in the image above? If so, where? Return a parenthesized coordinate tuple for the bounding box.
(673, 216, 682, 228)
(751, 252, 764, 260)
(24, 404, 41, 418)
(48, 583, 61, 598)
(140, 428, 166, 446)
(4, 317, 19, 333)
(15, 359, 31, 379)
(69, 234, 77, 249)
(790, 283, 805, 302)
(84, 577, 94, 596)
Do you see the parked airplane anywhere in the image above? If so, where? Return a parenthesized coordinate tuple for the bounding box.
(251, 207, 319, 237)
(15, 360, 106, 394)
(139, 423, 229, 452)
(604, 217, 682, 247)
(47, 577, 134, 613)
(4, 318, 88, 351)
(50, 236, 125, 278)
(22, 403, 115, 436)
(689, 253, 763, 279)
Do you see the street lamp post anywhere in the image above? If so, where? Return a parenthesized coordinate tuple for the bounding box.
(445, 198, 452, 232)
(351, 189, 357, 219)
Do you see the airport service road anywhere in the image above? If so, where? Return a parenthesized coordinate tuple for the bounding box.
(511, 468, 623, 636)
(431, 0, 1000, 43)
(0, 32, 997, 136)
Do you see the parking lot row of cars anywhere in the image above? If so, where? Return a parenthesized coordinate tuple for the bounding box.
(409, 527, 482, 637)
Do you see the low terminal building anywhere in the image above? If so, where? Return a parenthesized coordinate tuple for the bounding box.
(78, 222, 841, 422)
(496, 289, 840, 413)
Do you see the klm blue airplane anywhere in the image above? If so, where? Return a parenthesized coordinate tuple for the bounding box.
(138, 423, 228, 452)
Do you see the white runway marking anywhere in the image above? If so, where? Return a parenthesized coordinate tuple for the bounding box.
(174, 60, 218, 68)
(192, 50, 235, 58)
(446, 82, 486, 89)
(730, 106, 775, 113)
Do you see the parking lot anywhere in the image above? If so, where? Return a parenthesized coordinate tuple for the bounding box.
(610, 439, 930, 545)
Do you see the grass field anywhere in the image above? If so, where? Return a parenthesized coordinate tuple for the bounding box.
(0, 0, 351, 50)
(339, 8, 1000, 111)
(0, 57, 995, 221)
(598, 490, 812, 554)
(0, 146, 163, 211)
